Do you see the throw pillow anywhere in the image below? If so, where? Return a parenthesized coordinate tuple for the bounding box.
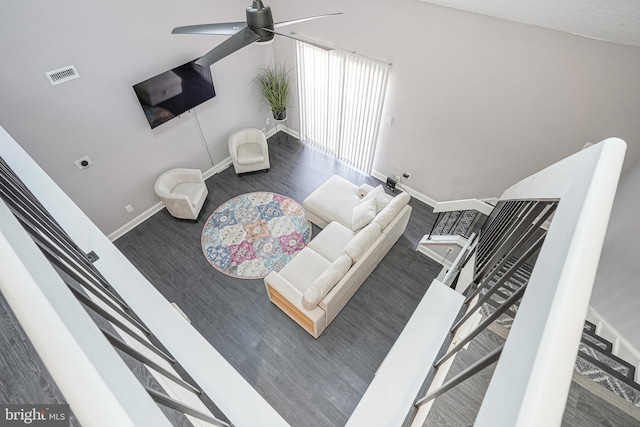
(302, 254, 353, 309)
(373, 192, 411, 229)
(361, 184, 391, 213)
(361, 184, 385, 203)
(343, 222, 382, 263)
(352, 197, 377, 231)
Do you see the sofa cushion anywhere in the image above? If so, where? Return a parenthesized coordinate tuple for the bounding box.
(302, 254, 353, 309)
(303, 175, 361, 228)
(360, 185, 388, 211)
(344, 222, 382, 263)
(236, 143, 265, 164)
(307, 221, 355, 262)
(373, 192, 411, 230)
(351, 197, 377, 231)
(173, 182, 207, 207)
(278, 247, 332, 293)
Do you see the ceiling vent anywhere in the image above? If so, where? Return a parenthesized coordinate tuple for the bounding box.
(45, 65, 79, 86)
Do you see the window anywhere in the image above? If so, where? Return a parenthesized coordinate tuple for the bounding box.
(296, 42, 390, 174)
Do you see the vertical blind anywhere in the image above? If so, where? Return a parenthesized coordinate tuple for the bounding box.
(296, 41, 390, 174)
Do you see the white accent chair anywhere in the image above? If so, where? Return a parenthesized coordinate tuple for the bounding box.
(228, 128, 270, 174)
(154, 168, 208, 220)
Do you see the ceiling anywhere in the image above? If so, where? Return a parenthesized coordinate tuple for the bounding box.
(420, 0, 640, 47)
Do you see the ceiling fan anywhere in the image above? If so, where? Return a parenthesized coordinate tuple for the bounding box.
(172, 0, 341, 67)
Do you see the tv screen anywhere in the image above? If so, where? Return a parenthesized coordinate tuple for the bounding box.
(133, 59, 216, 129)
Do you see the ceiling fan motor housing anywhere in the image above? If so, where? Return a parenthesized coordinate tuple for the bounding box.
(247, 0, 275, 41)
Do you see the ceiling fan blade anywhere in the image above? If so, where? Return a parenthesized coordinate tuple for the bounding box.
(273, 13, 343, 29)
(195, 26, 261, 67)
(263, 28, 334, 51)
(172, 22, 247, 35)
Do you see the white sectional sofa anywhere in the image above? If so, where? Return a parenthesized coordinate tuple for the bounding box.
(264, 175, 412, 338)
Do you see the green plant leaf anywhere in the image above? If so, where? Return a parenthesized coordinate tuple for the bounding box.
(252, 64, 292, 113)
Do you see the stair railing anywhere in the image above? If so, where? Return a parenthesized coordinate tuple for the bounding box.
(414, 200, 555, 412)
(0, 156, 232, 427)
(426, 198, 494, 240)
(409, 138, 627, 427)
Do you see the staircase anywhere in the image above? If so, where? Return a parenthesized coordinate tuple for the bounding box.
(477, 259, 640, 410)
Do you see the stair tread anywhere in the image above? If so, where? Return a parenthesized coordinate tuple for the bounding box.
(582, 329, 614, 352)
(579, 341, 636, 378)
(584, 319, 597, 330)
(575, 356, 640, 407)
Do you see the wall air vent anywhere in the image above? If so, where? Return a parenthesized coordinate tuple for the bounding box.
(45, 65, 79, 86)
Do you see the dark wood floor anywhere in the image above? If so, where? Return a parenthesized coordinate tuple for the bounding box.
(114, 132, 442, 426)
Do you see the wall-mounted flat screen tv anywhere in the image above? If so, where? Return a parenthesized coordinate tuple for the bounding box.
(133, 59, 216, 129)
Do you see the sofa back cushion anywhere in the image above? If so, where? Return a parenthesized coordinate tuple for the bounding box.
(302, 253, 353, 309)
(343, 222, 382, 263)
(373, 192, 411, 230)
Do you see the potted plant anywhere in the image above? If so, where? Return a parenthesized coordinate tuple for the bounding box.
(253, 64, 292, 121)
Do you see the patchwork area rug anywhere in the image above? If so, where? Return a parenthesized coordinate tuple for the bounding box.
(201, 192, 312, 279)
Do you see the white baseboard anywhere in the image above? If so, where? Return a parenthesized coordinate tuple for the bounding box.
(276, 124, 300, 139)
(587, 306, 640, 379)
(108, 158, 233, 242)
(203, 156, 232, 180)
(265, 128, 277, 139)
(107, 202, 164, 242)
(370, 170, 438, 207)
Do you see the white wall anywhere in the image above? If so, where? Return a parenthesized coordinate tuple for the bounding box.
(270, 0, 640, 203)
(4, 0, 640, 230)
(267, 0, 640, 349)
(2, 0, 639, 347)
(0, 0, 272, 234)
(591, 158, 640, 348)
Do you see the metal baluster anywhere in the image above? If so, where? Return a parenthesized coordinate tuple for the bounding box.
(466, 202, 556, 300)
(434, 283, 526, 368)
(103, 330, 201, 395)
(416, 345, 503, 407)
(448, 210, 463, 235)
(146, 388, 232, 427)
(427, 212, 442, 240)
(0, 178, 129, 308)
(23, 230, 151, 335)
(1, 156, 233, 427)
(70, 286, 175, 364)
(454, 234, 546, 331)
(475, 201, 533, 273)
(475, 201, 523, 268)
(474, 201, 544, 282)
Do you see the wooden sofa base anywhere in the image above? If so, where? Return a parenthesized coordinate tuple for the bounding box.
(266, 285, 318, 338)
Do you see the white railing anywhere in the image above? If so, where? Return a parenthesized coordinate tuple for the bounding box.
(433, 198, 494, 216)
(356, 137, 626, 427)
(0, 125, 288, 427)
(462, 138, 625, 426)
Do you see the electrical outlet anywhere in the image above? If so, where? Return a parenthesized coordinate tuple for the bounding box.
(261, 128, 266, 134)
(125, 204, 134, 213)
(266, 117, 271, 125)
